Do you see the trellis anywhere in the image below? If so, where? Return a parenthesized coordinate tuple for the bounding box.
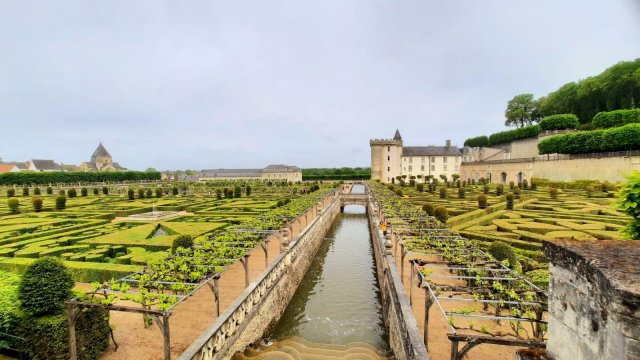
(370, 185, 548, 360)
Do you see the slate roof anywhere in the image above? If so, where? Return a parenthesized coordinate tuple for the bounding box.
(91, 143, 112, 162)
(402, 146, 462, 156)
(263, 164, 300, 173)
(30, 159, 63, 171)
(62, 164, 79, 171)
(393, 129, 402, 140)
(4, 162, 28, 170)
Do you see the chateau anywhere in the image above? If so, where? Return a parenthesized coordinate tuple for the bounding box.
(79, 143, 126, 172)
(370, 130, 462, 183)
(199, 164, 302, 182)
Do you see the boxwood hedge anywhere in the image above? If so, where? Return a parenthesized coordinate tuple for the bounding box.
(538, 123, 640, 154)
(539, 114, 579, 131)
(592, 109, 640, 128)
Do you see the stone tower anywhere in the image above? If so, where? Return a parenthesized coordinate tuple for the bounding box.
(370, 129, 403, 183)
(91, 143, 113, 169)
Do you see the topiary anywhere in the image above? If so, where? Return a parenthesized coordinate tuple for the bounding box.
(145, 189, 152, 198)
(18, 257, 74, 316)
(246, 185, 252, 196)
(549, 187, 559, 199)
(530, 181, 537, 191)
(46, 187, 53, 195)
(128, 189, 135, 200)
(7, 198, 19, 213)
(155, 187, 163, 198)
(34, 188, 41, 195)
(215, 189, 222, 200)
(67, 188, 77, 198)
(458, 187, 465, 198)
(395, 189, 403, 197)
(513, 187, 522, 199)
(488, 241, 517, 268)
(496, 184, 504, 196)
(416, 183, 424, 192)
(6, 188, 15, 198)
(439, 187, 447, 199)
(93, 188, 99, 195)
(477, 194, 487, 209)
(422, 203, 435, 216)
(172, 186, 179, 196)
(586, 186, 594, 198)
(506, 193, 515, 210)
(81, 187, 88, 197)
(234, 186, 242, 198)
(434, 206, 448, 224)
(55, 196, 66, 210)
(483, 184, 489, 194)
(102, 186, 108, 195)
(31, 197, 43, 212)
(22, 187, 29, 196)
(522, 179, 529, 189)
(171, 234, 193, 254)
(58, 189, 65, 196)
(138, 188, 145, 199)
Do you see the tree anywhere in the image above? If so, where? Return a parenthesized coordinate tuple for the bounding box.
(234, 186, 242, 198)
(128, 189, 135, 200)
(18, 257, 74, 316)
(31, 197, 43, 212)
(55, 196, 66, 210)
(7, 198, 19, 213)
(505, 93, 540, 127)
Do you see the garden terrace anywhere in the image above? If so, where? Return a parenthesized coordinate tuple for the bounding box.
(369, 182, 549, 360)
(64, 184, 337, 360)
(390, 179, 629, 290)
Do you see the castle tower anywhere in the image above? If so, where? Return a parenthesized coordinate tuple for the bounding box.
(370, 129, 403, 183)
(91, 143, 113, 170)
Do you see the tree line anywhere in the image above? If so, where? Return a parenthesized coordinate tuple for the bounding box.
(0, 171, 161, 185)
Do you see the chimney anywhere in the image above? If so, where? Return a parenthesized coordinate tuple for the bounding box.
(446, 139, 451, 149)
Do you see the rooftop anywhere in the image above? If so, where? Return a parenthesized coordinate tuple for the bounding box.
(402, 146, 462, 156)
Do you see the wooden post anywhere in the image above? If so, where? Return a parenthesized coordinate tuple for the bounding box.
(261, 239, 270, 269)
(66, 304, 78, 360)
(424, 288, 433, 350)
(401, 243, 407, 283)
(241, 254, 250, 287)
(450, 339, 459, 360)
(163, 315, 171, 360)
(409, 260, 415, 305)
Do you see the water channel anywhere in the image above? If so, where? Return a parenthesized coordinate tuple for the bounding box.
(237, 184, 391, 359)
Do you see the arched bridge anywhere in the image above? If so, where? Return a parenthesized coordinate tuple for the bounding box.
(339, 193, 370, 212)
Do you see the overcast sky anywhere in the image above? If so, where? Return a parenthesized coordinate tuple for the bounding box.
(1, 1, 639, 170)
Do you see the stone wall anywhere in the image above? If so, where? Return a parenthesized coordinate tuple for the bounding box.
(544, 240, 640, 360)
(368, 200, 429, 360)
(180, 192, 341, 360)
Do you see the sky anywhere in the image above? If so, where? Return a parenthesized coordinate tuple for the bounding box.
(1, 1, 639, 171)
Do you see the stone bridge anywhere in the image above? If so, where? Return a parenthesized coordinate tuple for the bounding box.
(339, 193, 369, 212)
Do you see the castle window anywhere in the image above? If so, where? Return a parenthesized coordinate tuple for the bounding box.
(431, 165, 435, 171)
(431, 156, 435, 162)
(421, 165, 425, 171)
(443, 157, 447, 163)
(387, 156, 390, 161)
(408, 165, 412, 171)
(387, 146, 390, 152)
(387, 167, 390, 171)
(444, 165, 448, 171)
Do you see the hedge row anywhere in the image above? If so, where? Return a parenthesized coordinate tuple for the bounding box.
(463, 136, 489, 148)
(302, 174, 370, 180)
(0, 171, 161, 185)
(538, 123, 640, 155)
(592, 109, 640, 128)
(465, 125, 542, 148)
(539, 114, 579, 131)
(0, 258, 141, 282)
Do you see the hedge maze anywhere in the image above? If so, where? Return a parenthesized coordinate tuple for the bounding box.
(391, 180, 629, 289)
(0, 183, 307, 283)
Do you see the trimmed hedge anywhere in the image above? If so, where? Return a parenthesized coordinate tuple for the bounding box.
(18, 257, 74, 316)
(0, 258, 142, 283)
(488, 125, 541, 146)
(539, 114, 579, 131)
(0, 171, 160, 186)
(463, 136, 489, 148)
(592, 109, 640, 128)
(538, 123, 640, 154)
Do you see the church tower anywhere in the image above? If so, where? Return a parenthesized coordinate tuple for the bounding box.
(370, 129, 403, 183)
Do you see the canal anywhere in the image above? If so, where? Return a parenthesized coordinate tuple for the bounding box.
(235, 184, 390, 359)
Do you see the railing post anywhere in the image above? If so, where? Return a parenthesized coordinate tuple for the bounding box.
(66, 303, 78, 360)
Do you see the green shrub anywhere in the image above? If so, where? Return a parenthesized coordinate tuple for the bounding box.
(395, 189, 403, 197)
(18, 308, 110, 360)
(464, 135, 489, 148)
(539, 114, 580, 131)
(439, 188, 447, 199)
(128, 189, 135, 200)
(496, 184, 504, 196)
(215, 189, 222, 200)
(531, 181, 537, 191)
(488, 241, 517, 268)
(172, 186, 179, 195)
(171, 234, 193, 254)
(477, 194, 487, 209)
(506, 193, 515, 210)
(592, 109, 640, 128)
(7, 198, 19, 213)
(458, 187, 465, 198)
(234, 186, 242, 198)
(488, 125, 541, 146)
(137, 188, 145, 199)
(55, 196, 66, 210)
(416, 183, 424, 192)
(18, 257, 74, 316)
(67, 188, 77, 198)
(102, 186, 108, 195)
(422, 203, 435, 216)
(508, 181, 514, 190)
(92, 188, 99, 195)
(618, 171, 640, 239)
(46, 187, 53, 195)
(34, 188, 41, 195)
(522, 179, 529, 189)
(538, 123, 640, 155)
(80, 187, 88, 197)
(586, 186, 594, 197)
(22, 187, 29, 196)
(224, 188, 233, 199)
(245, 185, 252, 196)
(145, 189, 152, 198)
(31, 197, 43, 212)
(155, 187, 163, 198)
(6, 188, 15, 198)
(483, 184, 489, 194)
(514, 187, 522, 199)
(58, 189, 65, 196)
(434, 206, 448, 223)
(0, 171, 161, 186)
(550, 188, 559, 199)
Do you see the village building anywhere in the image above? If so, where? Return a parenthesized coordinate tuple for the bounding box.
(0, 164, 20, 173)
(26, 159, 64, 172)
(79, 143, 126, 172)
(370, 130, 462, 183)
(199, 164, 302, 182)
